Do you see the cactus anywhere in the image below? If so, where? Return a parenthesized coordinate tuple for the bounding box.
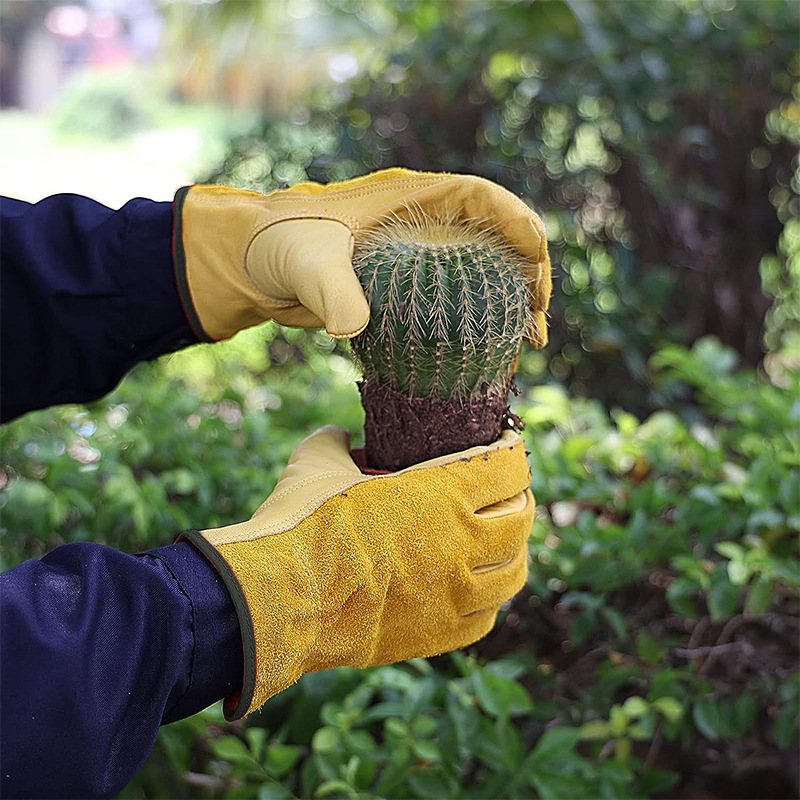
(351, 214, 536, 471)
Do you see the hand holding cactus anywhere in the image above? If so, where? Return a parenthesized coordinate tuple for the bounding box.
(174, 168, 550, 470)
(173, 168, 550, 345)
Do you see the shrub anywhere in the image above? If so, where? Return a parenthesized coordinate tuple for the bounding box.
(2, 333, 797, 798)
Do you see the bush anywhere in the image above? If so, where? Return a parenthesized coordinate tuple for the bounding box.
(203, 0, 799, 415)
(2, 332, 797, 798)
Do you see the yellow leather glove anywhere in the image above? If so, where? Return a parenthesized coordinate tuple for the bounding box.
(173, 168, 551, 346)
(181, 425, 534, 720)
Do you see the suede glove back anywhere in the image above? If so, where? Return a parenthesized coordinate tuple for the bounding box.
(181, 426, 534, 720)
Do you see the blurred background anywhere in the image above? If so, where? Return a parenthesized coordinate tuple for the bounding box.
(1, 1, 799, 798)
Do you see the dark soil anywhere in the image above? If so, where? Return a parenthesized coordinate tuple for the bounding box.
(359, 380, 512, 471)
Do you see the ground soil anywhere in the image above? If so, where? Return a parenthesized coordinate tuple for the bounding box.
(359, 380, 512, 471)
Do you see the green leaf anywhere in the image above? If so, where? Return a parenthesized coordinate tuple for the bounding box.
(529, 771, 590, 800)
(472, 668, 532, 719)
(666, 577, 699, 618)
(315, 779, 353, 798)
(745, 576, 774, 614)
(637, 768, 680, 795)
(580, 720, 611, 740)
(212, 735, 260, 767)
(411, 740, 441, 763)
(411, 715, 438, 738)
(693, 700, 722, 740)
(774, 700, 800, 749)
(621, 696, 649, 719)
(246, 727, 266, 760)
(652, 697, 684, 724)
(258, 781, 293, 800)
(727, 558, 751, 586)
(406, 768, 454, 799)
(733, 693, 758, 737)
(312, 727, 341, 753)
(614, 737, 632, 762)
(707, 567, 740, 621)
(266, 744, 302, 777)
(636, 631, 665, 665)
(715, 542, 745, 561)
(528, 727, 582, 767)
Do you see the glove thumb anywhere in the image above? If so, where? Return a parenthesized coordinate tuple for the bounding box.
(247, 219, 370, 338)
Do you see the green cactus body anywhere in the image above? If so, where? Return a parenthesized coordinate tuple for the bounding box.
(351, 217, 532, 471)
(352, 220, 530, 400)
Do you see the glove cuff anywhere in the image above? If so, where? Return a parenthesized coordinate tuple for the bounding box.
(179, 529, 257, 721)
(173, 187, 212, 342)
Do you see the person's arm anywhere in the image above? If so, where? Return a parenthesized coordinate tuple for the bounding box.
(0, 539, 242, 799)
(0, 195, 198, 423)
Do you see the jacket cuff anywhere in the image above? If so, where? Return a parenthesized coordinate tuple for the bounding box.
(121, 198, 200, 358)
(141, 541, 244, 723)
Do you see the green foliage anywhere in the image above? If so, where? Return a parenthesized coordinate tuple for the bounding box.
(352, 220, 528, 398)
(206, 0, 799, 413)
(2, 334, 797, 798)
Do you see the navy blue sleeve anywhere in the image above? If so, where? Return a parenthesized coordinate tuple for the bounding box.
(0, 540, 244, 799)
(0, 194, 199, 423)
(0, 194, 245, 798)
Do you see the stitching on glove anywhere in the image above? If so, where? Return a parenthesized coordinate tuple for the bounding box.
(260, 471, 367, 508)
(262, 176, 447, 202)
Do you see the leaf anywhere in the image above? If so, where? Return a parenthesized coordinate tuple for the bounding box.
(666, 577, 699, 618)
(614, 737, 632, 762)
(621, 696, 649, 719)
(652, 697, 684, 724)
(693, 700, 722, 741)
(727, 559, 750, 587)
(580, 720, 611, 740)
(212, 736, 260, 767)
(733, 693, 758, 737)
(412, 715, 438, 738)
(246, 727, 266, 760)
(472, 668, 532, 719)
(636, 631, 665, 665)
(258, 782, 293, 800)
(601, 607, 628, 638)
(266, 744, 302, 777)
(528, 727, 582, 768)
(529, 770, 590, 800)
(312, 727, 341, 753)
(774, 699, 800, 749)
(411, 740, 441, 763)
(715, 542, 745, 561)
(315, 779, 353, 798)
(637, 768, 680, 795)
(384, 718, 408, 739)
(707, 567, 740, 621)
(745, 576, 774, 614)
(406, 768, 454, 799)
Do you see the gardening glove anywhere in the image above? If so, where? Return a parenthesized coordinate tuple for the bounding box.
(173, 167, 551, 346)
(180, 425, 534, 720)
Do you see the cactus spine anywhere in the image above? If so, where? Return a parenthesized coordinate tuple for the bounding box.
(351, 215, 533, 471)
